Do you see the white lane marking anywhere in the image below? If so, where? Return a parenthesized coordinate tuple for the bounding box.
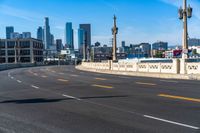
(160, 80, 178, 83)
(51, 71, 56, 73)
(143, 115, 199, 130)
(11, 77, 14, 79)
(59, 73, 64, 75)
(62, 94, 81, 101)
(17, 80, 22, 83)
(33, 73, 38, 76)
(70, 74, 78, 77)
(31, 85, 39, 89)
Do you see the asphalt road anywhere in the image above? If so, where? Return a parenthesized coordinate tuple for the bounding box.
(0, 65, 200, 133)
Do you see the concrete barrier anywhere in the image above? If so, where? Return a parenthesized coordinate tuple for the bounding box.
(0, 63, 43, 71)
(81, 59, 181, 74)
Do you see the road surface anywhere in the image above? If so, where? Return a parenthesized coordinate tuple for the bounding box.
(0, 65, 199, 133)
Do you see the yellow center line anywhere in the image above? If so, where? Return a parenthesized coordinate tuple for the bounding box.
(57, 79, 69, 82)
(95, 78, 107, 81)
(92, 84, 113, 89)
(158, 94, 200, 103)
(135, 82, 156, 86)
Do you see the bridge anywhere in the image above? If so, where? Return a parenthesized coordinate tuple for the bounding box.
(0, 65, 199, 132)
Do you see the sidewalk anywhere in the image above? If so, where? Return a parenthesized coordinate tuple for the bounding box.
(76, 65, 200, 80)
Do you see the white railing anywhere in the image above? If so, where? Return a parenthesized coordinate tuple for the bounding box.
(186, 63, 200, 74)
(81, 59, 180, 74)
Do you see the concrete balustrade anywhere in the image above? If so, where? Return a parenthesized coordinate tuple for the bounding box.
(80, 59, 200, 75)
(186, 63, 200, 74)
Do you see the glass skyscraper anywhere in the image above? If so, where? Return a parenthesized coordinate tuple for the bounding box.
(79, 24, 91, 48)
(65, 22, 74, 50)
(6, 26, 14, 39)
(78, 28, 86, 50)
(37, 26, 43, 41)
(44, 17, 51, 49)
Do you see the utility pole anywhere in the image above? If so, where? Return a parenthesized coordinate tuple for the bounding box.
(179, 0, 192, 59)
(112, 15, 118, 61)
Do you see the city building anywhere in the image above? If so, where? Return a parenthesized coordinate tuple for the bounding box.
(79, 24, 91, 61)
(152, 41, 168, 50)
(65, 22, 74, 50)
(126, 43, 151, 58)
(6, 26, 14, 39)
(37, 26, 43, 41)
(121, 41, 125, 47)
(10, 32, 22, 39)
(44, 17, 51, 49)
(22, 32, 31, 39)
(78, 28, 86, 57)
(0, 38, 43, 63)
(79, 24, 91, 48)
(56, 39, 63, 52)
(188, 38, 200, 46)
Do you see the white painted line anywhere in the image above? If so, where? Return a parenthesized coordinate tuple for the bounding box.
(33, 73, 38, 76)
(31, 85, 39, 89)
(59, 73, 64, 75)
(143, 115, 199, 130)
(17, 80, 22, 83)
(11, 77, 14, 79)
(160, 80, 178, 83)
(62, 94, 81, 101)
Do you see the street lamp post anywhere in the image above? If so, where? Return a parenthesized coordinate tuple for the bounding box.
(179, 0, 192, 74)
(112, 15, 118, 61)
(179, 0, 192, 59)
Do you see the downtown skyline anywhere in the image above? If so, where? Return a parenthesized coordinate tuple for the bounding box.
(0, 0, 200, 48)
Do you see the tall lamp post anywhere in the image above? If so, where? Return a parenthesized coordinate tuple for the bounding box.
(179, 0, 192, 59)
(112, 15, 118, 61)
(179, 0, 192, 74)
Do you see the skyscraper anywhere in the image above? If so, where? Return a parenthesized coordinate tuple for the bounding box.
(65, 22, 74, 50)
(6, 26, 14, 39)
(22, 32, 31, 39)
(78, 28, 86, 59)
(79, 24, 91, 48)
(56, 39, 63, 52)
(44, 17, 51, 49)
(78, 28, 86, 50)
(37, 26, 43, 41)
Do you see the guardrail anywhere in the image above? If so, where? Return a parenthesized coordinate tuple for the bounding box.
(0, 63, 43, 71)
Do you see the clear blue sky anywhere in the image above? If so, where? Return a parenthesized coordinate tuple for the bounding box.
(0, 0, 200, 48)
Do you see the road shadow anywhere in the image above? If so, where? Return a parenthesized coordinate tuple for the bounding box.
(0, 95, 129, 104)
(80, 95, 128, 100)
(0, 98, 70, 104)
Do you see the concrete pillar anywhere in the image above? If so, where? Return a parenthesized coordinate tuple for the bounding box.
(180, 59, 187, 74)
(30, 41, 34, 63)
(172, 59, 180, 74)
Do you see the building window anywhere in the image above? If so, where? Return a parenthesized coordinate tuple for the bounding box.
(20, 50, 30, 55)
(7, 41, 15, 48)
(8, 57, 15, 63)
(20, 41, 30, 48)
(21, 57, 30, 63)
(0, 41, 5, 48)
(7, 50, 15, 56)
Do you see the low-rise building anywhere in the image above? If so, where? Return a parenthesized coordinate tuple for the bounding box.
(0, 38, 44, 63)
